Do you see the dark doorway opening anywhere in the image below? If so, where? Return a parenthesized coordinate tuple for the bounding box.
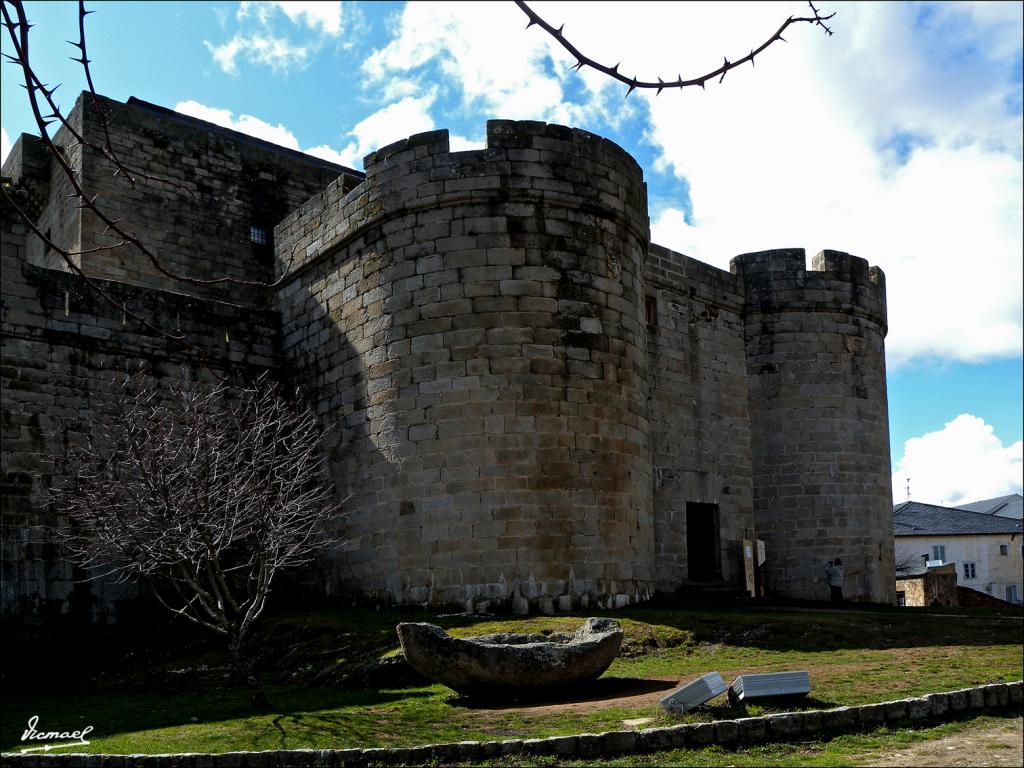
(686, 502, 721, 581)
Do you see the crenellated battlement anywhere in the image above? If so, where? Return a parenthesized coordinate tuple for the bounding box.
(275, 121, 649, 284)
(731, 248, 887, 333)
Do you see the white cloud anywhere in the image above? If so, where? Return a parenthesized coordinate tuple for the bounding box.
(240, 1, 343, 37)
(303, 144, 349, 166)
(335, 92, 438, 168)
(206, 0, 343, 74)
(635, 2, 1022, 368)
(361, 2, 628, 126)
(174, 100, 301, 149)
(894, 414, 1023, 506)
(205, 34, 309, 75)
(1, 126, 11, 166)
(450, 135, 484, 152)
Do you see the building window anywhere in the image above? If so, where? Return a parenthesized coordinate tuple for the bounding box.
(931, 545, 946, 562)
(249, 225, 268, 246)
(896, 591, 906, 607)
(645, 295, 657, 325)
(1007, 585, 1020, 604)
(962, 562, 976, 580)
(999, 544, 1008, 556)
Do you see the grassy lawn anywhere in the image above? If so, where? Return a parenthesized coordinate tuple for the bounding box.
(1, 605, 1021, 755)
(477, 714, 1024, 767)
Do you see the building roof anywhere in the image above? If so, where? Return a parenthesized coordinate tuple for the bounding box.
(893, 501, 1024, 536)
(955, 493, 1023, 520)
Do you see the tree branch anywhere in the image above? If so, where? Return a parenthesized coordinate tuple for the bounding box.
(515, 0, 835, 96)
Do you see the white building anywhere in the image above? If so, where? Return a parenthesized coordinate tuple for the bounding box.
(894, 501, 1023, 605)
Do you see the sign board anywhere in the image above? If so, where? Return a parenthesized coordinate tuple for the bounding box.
(742, 539, 756, 597)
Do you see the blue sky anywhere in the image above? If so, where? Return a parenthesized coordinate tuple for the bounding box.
(2, 1, 1021, 506)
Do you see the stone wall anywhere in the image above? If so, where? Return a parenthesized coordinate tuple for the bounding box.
(38, 94, 363, 306)
(734, 249, 894, 602)
(644, 244, 755, 590)
(2, 93, 898, 620)
(275, 121, 654, 612)
(0, 205, 280, 624)
(896, 565, 959, 607)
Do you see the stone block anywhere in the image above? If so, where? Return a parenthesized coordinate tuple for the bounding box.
(457, 740, 483, 760)
(601, 730, 637, 755)
(657, 723, 691, 749)
(688, 721, 715, 745)
(498, 739, 523, 756)
(822, 706, 857, 733)
(948, 690, 968, 712)
(737, 716, 767, 744)
(857, 703, 886, 729)
(925, 692, 949, 718)
(637, 726, 675, 752)
(543, 735, 578, 757)
(993, 683, 1010, 707)
(883, 699, 909, 723)
(766, 713, 802, 740)
(968, 688, 986, 710)
(402, 746, 434, 764)
(713, 719, 739, 745)
(1008, 681, 1023, 705)
(983, 685, 1001, 708)
(211, 753, 247, 767)
(907, 698, 929, 721)
(477, 741, 502, 759)
(576, 734, 603, 759)
(800, 709, 823, 734)
(431, 742, 462, 762)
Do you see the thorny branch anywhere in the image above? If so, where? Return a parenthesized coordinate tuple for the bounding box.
(515, 0, 835, 96)
(2, 0, 285, 290)
(69, 0, 192, 194)
(0, 0, 290, 376)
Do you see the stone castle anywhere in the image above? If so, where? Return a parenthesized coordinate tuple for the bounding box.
(1, 93, 896, 624)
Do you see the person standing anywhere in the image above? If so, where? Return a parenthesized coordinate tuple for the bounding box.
(825, 558, 845, 603)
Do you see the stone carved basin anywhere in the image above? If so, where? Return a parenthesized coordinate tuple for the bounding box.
(396, 617, 623, 696)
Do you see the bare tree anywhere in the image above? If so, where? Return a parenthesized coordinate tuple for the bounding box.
(45, 374, 342, 708)
(894, 547, 928, 578)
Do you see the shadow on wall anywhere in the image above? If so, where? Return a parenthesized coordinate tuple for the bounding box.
(273, 121, 658, 613)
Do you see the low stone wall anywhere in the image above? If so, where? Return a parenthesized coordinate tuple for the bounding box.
(3, 681, 1020, 766)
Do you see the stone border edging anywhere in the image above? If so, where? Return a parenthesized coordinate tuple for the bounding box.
(3, 680, 1021, 767)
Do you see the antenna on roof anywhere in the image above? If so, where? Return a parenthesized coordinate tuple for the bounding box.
(906, 478, 911, 502)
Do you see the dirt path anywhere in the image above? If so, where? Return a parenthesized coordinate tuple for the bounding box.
(856, 716, 1023, 767)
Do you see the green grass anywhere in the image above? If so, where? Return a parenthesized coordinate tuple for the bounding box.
(2, 605, 1021, 754)
(475, 714, 1023, 767)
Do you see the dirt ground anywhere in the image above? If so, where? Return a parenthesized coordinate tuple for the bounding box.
(855, 716, 1023, 767)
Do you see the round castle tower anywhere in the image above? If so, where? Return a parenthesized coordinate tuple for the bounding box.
(275, 121, 654, 612)
(731, 249, 895, 603)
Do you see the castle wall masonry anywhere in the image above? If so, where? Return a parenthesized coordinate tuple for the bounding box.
(274, 122, 654, 610)
(1, 95, 896, 623)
